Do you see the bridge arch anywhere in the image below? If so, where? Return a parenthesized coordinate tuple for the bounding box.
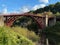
(4, 15, 45, 29)
(12, 16, 37, 27)
(12, 16, 40, 33)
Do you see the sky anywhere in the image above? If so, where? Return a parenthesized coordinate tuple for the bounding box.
(0, 0, 60, 14)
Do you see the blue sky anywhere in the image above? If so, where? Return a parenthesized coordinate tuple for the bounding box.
(0, 0, 60, 13)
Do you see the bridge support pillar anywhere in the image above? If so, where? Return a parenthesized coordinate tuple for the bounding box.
(45, 15, 48, 27)
(45, 15, 49, 45)
(0, 16, 4, 27)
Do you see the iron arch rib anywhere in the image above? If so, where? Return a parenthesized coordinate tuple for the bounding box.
(4, 15, 45, 29)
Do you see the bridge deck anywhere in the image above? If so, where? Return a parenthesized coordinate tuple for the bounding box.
(0, 13, 55, 18)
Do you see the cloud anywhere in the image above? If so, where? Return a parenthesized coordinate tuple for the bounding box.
(10, 6, 30, 14)
(32, 4, 46, 10)
(39, 0, 49, 3)
(10, 11, 19, 14)
(2, 8, 8, 14)
(19, 6, 30, 13)
(0, 4, 8, 14)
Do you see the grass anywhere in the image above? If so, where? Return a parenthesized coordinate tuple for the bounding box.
(0, 26, 35, 45)
(12, 27, 39, 42)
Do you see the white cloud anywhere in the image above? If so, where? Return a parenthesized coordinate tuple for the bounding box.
(19, 6, 30, 13)
(10, 6, 30, 14)
(1, 4, 8, 14)
(10, 11, 19, 14)
(2, 8, 8, 14)
(32, 4, 46, 10)
(39, 0, 49, 3)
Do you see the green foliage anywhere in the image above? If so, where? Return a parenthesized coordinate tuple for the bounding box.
(54, 2, 60, 12)
(43, 22, 60, 45)
(0, 26, 35, 45)
(12, 27, 39, 42)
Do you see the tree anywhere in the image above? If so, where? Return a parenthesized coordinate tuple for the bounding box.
(54, 2, 60, 13)
(44, 6, 50, 12)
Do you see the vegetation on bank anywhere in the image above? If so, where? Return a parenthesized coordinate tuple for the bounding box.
(0, 26, 36, 45)
(12, 27, 39, 42)
(43, 22, 60, 45)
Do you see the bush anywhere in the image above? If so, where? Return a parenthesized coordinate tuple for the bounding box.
(12, 27, 39, 42)
(0, 26, 35, 45)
